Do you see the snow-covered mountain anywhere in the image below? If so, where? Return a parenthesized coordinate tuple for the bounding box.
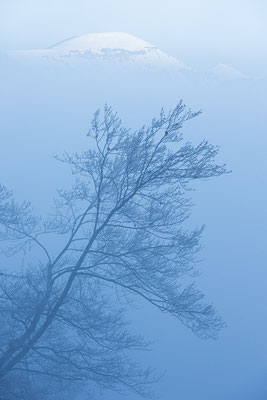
(8, 32, 189, 72)
(209, 63, 247, 80)
(5, 33, 253, 81)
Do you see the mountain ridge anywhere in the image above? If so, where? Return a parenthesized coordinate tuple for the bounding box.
(5, 32, 249, 80)
(7, 32, 190, 72)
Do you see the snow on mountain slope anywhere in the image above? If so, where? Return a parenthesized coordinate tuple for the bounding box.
(8, 32, 190, 72)
(209, 63, 247, 80)
(49, 32, 155, 52)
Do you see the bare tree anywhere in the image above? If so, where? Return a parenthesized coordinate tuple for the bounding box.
(0, 102, 226, 399)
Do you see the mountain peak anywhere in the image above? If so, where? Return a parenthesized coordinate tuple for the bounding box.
(210, 63, 247, 80)
(49, 32, 155, 52)
(8, 32, 190, 72)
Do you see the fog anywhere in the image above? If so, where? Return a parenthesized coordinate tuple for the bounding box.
(0, 4, 267, 398)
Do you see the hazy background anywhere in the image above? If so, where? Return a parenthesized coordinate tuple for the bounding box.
(0, 1, 267, 399)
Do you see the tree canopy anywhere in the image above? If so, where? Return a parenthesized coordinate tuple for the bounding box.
(0, 102, 226, 399)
